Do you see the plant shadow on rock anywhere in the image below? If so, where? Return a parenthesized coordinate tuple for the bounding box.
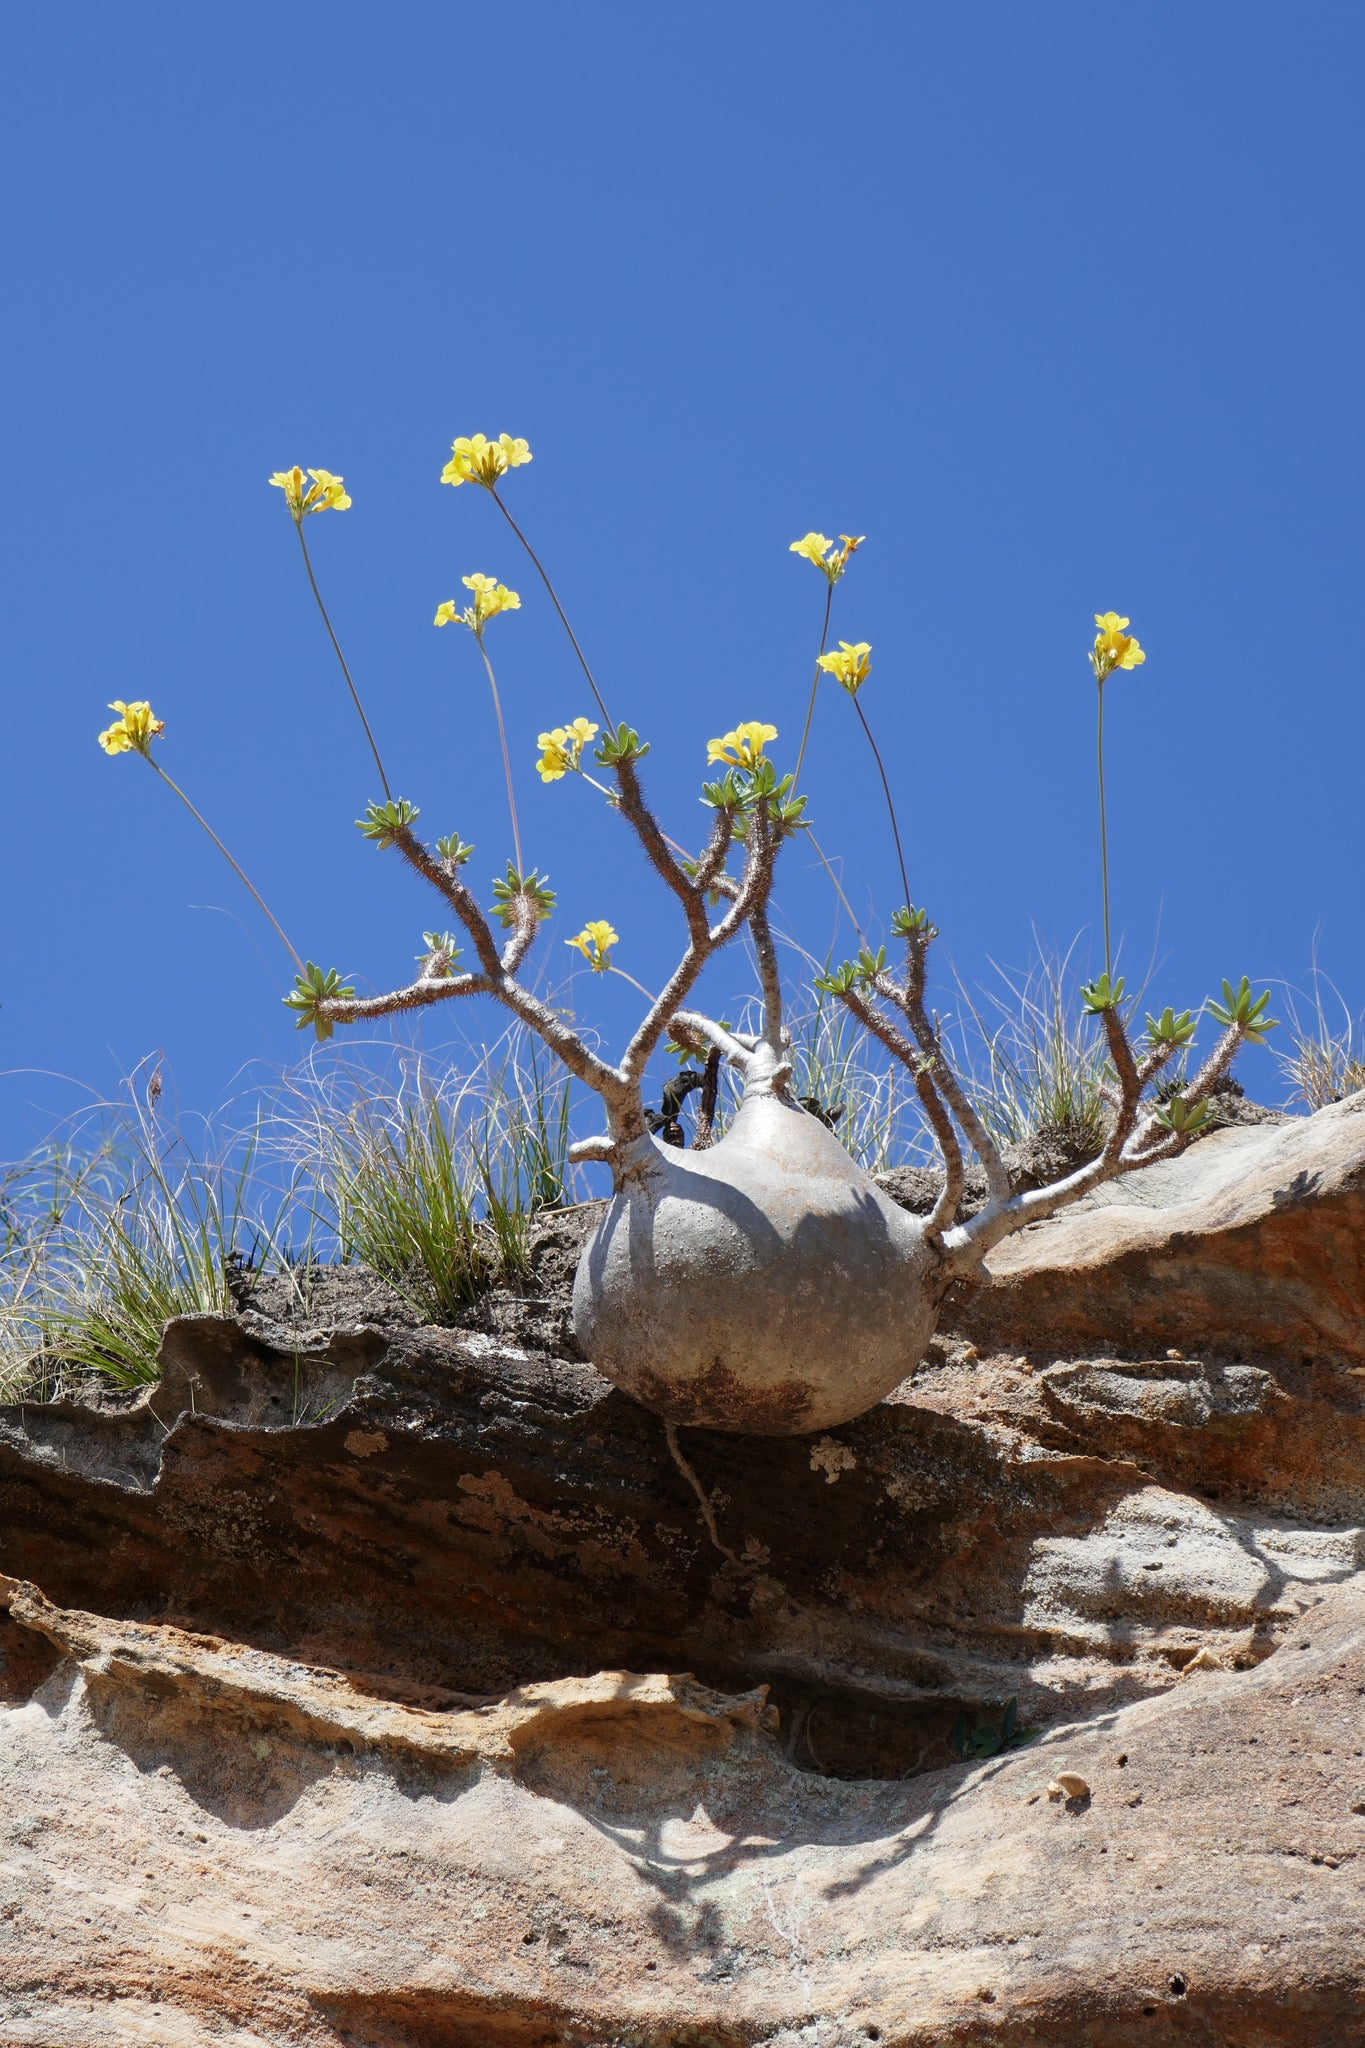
(79, 1663, 336, 1827)
(5, 1308, 1356, 1811)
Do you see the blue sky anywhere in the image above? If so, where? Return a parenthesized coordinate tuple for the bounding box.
(3, 2, 1362, 1157)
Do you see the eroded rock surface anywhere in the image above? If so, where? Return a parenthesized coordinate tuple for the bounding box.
(3, 1573, 1365, 2046)
(6, 1316, 1362, 1767)
(3, 1098, 1365, 2041)
(951, 1093, 1365, 1366)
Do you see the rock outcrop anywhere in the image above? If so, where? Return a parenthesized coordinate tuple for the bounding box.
(3, 1567, 1365, 2046)
(2, 1097, 1365, 2042)
(950, 1092, 1365, 1366)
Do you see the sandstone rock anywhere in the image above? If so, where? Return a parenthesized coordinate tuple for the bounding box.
(5, 1315, 1359, 1762)
(951, 1092, 1365, 1366)
(3, 1569, 1365, 2045)
(4, 1237, 1365, 2036)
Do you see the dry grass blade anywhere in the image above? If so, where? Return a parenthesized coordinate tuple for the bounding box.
(279, 1030, 574, 1325)
(0, 1081, 286, 1398)
(1274, 967, 1365, 1110)
(950, 942, 1113, 1155)
(783, 990, 922, 1173)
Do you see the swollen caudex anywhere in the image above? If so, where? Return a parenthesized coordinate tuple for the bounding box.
(572, 1041, 944, 1435)
(106, 433, 1281, 1438)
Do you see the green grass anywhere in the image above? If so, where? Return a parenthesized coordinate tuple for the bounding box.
(0, 1092, 282, 1398)
(279, 1032, 573, 1325)
(0, 1031, 573, 1399)
(949, 944, 1115, 1157)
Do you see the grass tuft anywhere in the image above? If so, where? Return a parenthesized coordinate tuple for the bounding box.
(1274, 967, 1365, 1110)
(0, 1083, 284, 1397)
(950, 943, 1113, 1156)
(280, 1032, 573, 1325)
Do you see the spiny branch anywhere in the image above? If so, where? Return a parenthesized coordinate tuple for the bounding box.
(838, 988, 963, 1243)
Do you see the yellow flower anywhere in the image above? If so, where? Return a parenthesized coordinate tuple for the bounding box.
(789, 531, 866, 584)
(97, 700, 165, 757)
(816, 641, 872, 694)
(434, 575, 522, 633)
(790, 532, 834, 567)
(537, 728, 573, 781)
(1090, 611, 1146, 682)
(440, 432, 533, 489)
(535, 716, 599, 781)
(566, 920, 618, 971)
(268, 466, 351, 520)
(706, 721, 778, 769)
(462, 571, 521, 626)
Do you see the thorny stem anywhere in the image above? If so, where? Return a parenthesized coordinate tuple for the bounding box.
(619, 814, 776, 1087)
(944, 1009, 1254, 1267)
(475, 632, 524, 877)
(791, 582, 834, 796)
(851, 695, 911, 910)
(1097, 678, 1111, 979)
(490, 486, 612, 727)
(320, 777, 781, 1159)
(749, 901, 785, 1051)
(898, 936, 1011, 1202)
(147, 760, 303, 972)
(669, 1011, 760, 1072)
(839, 987, 963, 1243)
(295, 521, 392, 801)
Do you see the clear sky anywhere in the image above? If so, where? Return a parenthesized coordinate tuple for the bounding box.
(3, 2, 1362, 1157)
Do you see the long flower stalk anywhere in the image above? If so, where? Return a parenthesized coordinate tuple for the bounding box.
(790, 581, 834, 795)
(475, 634, 524, 878)
(491, 487, 612, 728)
(295, 521, 392, 801)
(851, 696, 911, 910)
(1096, 676, 1112, 977)
(149, 761, 303, 971)
(1087, 612, 1146, 981)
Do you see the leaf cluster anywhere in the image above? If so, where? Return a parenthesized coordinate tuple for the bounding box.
(1209, 975, 1279, 1042)
(1079, 971, 1125, 1015)
(416, 931, 462, 976)
(594, 722, 650, 767)
(491, 864, 556, 928)
(701, 761, 807, 839)
(284, 962, 355, 1041)
(891, 904, 937, 939)
(1145, 1005, 1196, 1048)
(1154, 1091, 1210, 1135)
(814, 944, 885, 997)
(950, 1696, 1036, 1761)
(356, 798, 419, 849)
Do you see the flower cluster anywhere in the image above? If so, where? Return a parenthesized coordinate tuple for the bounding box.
(536, 716, 599, 781)
(268, 467, 351, 520)
(566, 920, 618, 971)
(434, 572, 522, 634)
(98, 700, 165, 756)
(816, 641, 872, 694)
(706, 721, 778, 770)
(789, 532, 865, 584)
(440, 433, 532, 489)
(1089, 611, 1146, 683)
